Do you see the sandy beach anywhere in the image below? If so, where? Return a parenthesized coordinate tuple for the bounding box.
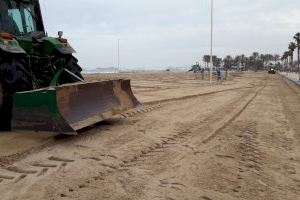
(0, 72, 299, 200)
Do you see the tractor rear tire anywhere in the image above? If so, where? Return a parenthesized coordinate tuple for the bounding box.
(0, 54, 32, 131)
(0, 82, 3, 109)
(64, 55, 83, 79)
(0, 55, 32, 92)
(0, 85, 13, 131)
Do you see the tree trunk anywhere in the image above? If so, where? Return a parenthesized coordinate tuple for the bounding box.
(290, 55, 293, 72)
(298, 48, 300, 80)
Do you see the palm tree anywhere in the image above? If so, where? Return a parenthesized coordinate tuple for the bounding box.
(244, 57, 249, 71)
(239, 54, 246, 71)
(281, 51, 290, 72)
(223, 55, 233, 71)
(294, 33, 300, 78)
(274, 54, 280, 69)
(251, 52, 264, 71)
(274, 54, 280, 64)
(252, 52, 259, 61)
(266, 54, 274, 64)
(233, 56, 238, 68)
(288, 42, 296, 71)
(260, 54, 266, 67)
(264, 54, 274, 69)
(203, 55, 210, 67)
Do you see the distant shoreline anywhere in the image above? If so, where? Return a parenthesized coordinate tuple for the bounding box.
(82, 67, 190, 74)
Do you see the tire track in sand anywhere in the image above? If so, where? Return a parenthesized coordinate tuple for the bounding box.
(50, 84, 264, 197)
(0, 156, 74, 186)
(0, 83, 253, 169)
(0, 82, 262, 199)
(121, 84, 255, 120)
(201, 85, 265, 144)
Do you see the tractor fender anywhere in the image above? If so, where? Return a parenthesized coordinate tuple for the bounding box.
(0, 42, 26, 54)
(55, 45, 76, 55)
(42, 37, 76, 55)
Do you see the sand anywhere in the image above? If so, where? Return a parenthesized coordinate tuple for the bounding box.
(0, 72, 299, 200)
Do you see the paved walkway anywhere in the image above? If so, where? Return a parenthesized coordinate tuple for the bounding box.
(280, 72, 300, 85)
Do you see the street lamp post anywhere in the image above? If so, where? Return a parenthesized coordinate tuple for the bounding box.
(118, 39, 120, 72)
(209, 0, 214, 84)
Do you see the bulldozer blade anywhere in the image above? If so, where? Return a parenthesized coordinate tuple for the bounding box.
(12, 79, 141, 134)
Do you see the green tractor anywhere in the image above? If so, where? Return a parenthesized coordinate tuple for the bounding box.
(0, 0, 141, 134)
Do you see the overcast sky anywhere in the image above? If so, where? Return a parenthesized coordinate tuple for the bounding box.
(40, 0, 300, 70)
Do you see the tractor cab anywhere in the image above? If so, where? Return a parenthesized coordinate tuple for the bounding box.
(0, 0, 44, 36)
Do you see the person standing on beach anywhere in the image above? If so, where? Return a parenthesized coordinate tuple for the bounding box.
(216, 66, 222, 82)
(201, 67, 205, 80)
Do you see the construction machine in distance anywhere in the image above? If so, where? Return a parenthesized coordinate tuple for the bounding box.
(268, 68, 276, 74)
(0, 0, 141, 134)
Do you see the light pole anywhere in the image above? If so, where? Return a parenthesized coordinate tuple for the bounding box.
(117, 39, 120, 72)
(209, 0, 214, 84)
